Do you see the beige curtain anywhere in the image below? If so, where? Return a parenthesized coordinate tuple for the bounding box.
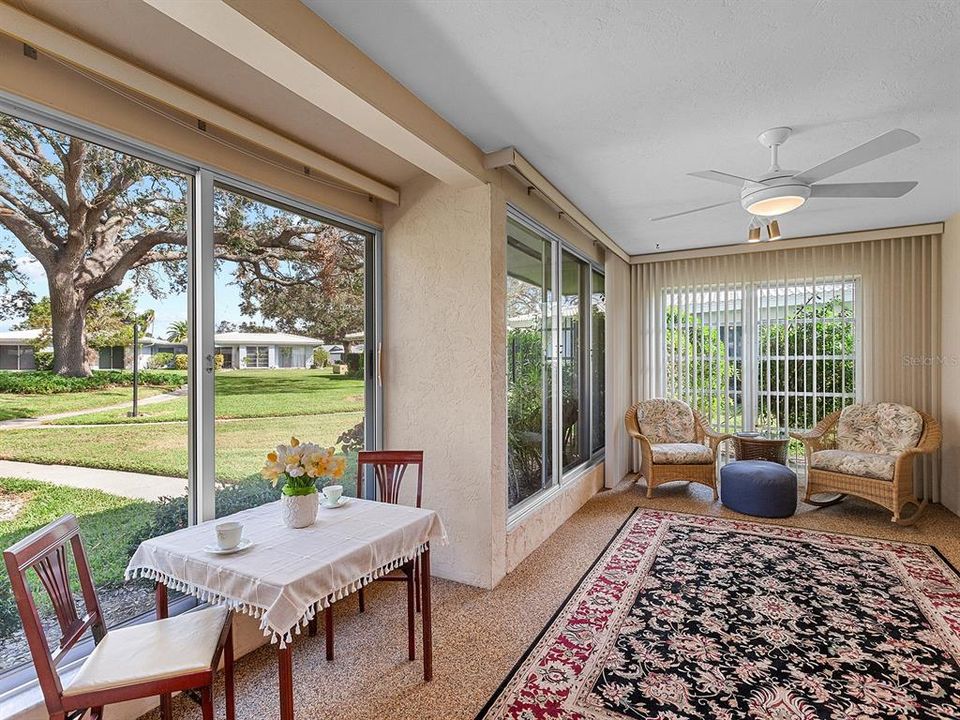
(631, 232, 943, 501)
(604, 253, 633, 488)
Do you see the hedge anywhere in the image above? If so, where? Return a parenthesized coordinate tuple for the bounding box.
(0, 370, 183, 395)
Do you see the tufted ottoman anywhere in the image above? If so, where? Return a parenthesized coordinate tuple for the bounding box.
(720, 460, 798, 518)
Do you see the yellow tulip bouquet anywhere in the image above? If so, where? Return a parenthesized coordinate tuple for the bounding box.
(261, 436, 347, 496)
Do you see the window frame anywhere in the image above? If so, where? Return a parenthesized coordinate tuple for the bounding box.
(506, 206, 605, 521)
(0, 93, 384, 688)
(659, 277, 862, 460)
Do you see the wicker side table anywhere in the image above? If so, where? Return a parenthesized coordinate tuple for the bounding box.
(732, 435, 789, 465)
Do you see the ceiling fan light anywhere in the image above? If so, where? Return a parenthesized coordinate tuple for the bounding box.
(748, 225, 761, 243)
(747, 195, 806, 216)
(766, 220, 781, 241)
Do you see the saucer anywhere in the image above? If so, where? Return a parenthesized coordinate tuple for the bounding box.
(319, 496, 351, 510)
(204, 538, 254, 555)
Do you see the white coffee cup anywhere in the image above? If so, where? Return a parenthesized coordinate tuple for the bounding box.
(215, 521, 243, 550)
(322, 485, 343, 507)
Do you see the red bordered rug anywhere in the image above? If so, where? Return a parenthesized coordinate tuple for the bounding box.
(477, 509, 960, 720)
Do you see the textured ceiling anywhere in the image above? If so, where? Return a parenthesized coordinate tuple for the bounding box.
(304, 0, 960, 254)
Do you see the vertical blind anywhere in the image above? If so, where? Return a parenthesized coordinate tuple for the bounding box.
(632, 233, 942, 500)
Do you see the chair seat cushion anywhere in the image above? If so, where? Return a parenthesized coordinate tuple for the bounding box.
(651, 442, 713, 464)
(63, 605, 228, 697)
(811, 449, 897, 481)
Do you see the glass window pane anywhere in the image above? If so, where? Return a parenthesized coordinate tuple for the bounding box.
(506, 218, 553, 508)
(0, 112, 189, 672)
(212, 186, 368, 518)
(591, 270, 605, 452)
(561, 250, 587, 471)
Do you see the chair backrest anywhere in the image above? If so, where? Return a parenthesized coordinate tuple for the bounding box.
(635, 398, 696, 444)
(837, 402, 923, 455)
(356, 450, 424, 507)
(3, 514, 106, 713)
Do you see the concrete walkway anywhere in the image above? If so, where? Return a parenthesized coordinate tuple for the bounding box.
(0, 459, 185, 501)
(0, 386, 186, 429)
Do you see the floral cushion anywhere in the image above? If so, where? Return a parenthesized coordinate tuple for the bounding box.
(837, 403, 922, 455)
(651, 442, 714, 465)
(811, 449, 897, 481)
(637, 399, 695, 444)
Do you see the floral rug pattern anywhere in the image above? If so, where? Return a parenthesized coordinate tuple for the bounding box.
(477, 510, 960, 720)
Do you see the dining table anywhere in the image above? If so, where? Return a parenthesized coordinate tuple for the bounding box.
(126, 497, 447, 720)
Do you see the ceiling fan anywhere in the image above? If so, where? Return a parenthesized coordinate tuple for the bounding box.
(651, 127, 920, 241)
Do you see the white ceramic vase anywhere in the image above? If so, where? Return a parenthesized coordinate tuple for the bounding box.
(280, 491, 319, 529)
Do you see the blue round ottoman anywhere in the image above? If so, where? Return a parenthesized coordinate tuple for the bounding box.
(720, 460, 797, 518)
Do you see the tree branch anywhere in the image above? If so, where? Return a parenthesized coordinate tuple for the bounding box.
(0, 140, 68, 219)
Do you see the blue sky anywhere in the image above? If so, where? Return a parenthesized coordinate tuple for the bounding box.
(0, 231, 261, 336)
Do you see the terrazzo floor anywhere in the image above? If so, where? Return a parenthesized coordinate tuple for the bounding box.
(143, 476, 960, 720)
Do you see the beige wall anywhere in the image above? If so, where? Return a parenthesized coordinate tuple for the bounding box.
(942, 213, 960, 515)
(381, 174, 507, 587)
(505, 464, 604, 572)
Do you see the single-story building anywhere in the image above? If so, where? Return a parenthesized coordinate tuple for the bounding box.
(0, 329, 338, 370)
(0, 328, 41, 370)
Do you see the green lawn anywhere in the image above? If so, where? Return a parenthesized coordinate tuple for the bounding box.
(0, 386, 168, 422)
(0, 477, 152, 587)
(0, 412, 363, 481)
(49, 369, 364, 425)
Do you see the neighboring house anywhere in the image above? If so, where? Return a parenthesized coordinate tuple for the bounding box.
(0, 329, 41, 370)
(0, 330, 330, 371)
(211, 332, 324, 369)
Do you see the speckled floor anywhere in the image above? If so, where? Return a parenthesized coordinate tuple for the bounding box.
(145, 476, 960, 720)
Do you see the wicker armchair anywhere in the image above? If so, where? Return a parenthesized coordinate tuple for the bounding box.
(791, 403, 941, 525)
(625, 399, 731, 499)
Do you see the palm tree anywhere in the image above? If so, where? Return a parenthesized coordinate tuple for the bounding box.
(166, 320, 188, 343)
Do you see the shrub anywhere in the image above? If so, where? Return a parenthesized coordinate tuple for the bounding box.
(33, 350, 54, 372)
(128, 477, 283, 553)
(0, 579, 18, 636)
(345, 352, 364, 378)
(337, 420, 364, 455)
(173, 353, 189, 370)
(213, 353, 224, 371)
(0, 370, 182, 395)
(147, 352, 175, 369)
(312, 347, 329, 369)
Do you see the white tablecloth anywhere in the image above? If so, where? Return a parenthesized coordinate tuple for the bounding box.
(126, 498, 446, 645)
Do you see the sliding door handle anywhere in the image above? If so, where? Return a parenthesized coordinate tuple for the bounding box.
(377, 342, 383, 386)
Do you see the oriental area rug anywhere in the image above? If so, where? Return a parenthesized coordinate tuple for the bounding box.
(478, 510, 960, 720)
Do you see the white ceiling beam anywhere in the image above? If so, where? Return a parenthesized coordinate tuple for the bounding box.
(143, 0, 483, 189)
(485, 147, 630, 262)
(0, 2, 399, 204)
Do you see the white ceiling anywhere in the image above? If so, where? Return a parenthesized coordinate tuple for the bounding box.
(304, 0, 960, 255)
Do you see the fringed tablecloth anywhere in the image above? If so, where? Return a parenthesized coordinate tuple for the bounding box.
(126, 498, 446, 647)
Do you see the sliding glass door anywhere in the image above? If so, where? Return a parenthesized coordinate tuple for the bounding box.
(506, 218, 554, 508)
(209, 183, 373, 518)
(0, 103, 380, 679)
(506, 211, 604, 514)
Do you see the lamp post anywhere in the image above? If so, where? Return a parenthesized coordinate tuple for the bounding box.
(128, 319, 140, 418)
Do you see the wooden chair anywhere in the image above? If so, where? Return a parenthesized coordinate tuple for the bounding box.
(3, 515, 235, 720)
(625, 399, 730, 499)
(320, 450, 424, 663)
(791, 404, 941, 525)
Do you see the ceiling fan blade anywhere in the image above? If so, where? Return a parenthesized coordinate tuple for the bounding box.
(793, 129, 919, 184)
(651, 199, 738, 221)
(810, 181, 918, 198)
(688, 170, 758, 186)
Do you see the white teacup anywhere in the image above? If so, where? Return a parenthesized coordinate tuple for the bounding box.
(322, 485, 343, 507)
(215, 521, 243, 550)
